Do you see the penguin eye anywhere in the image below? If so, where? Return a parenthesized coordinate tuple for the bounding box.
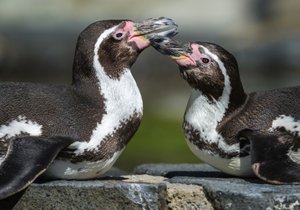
(113, 32, 125, 40)
(201, 58, 210, 64)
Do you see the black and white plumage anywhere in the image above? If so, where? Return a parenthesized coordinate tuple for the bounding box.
(0, 17, 177, 199)
(151, 37, 300, 184)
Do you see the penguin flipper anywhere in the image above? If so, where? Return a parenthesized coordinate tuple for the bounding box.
(251, 154, 300, 184)
(248, 130, 300, 184)
(0, 136, 74, 200)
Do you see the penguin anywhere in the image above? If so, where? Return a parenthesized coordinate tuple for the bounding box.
(150, 37, 300, 184)
(0, 17, 178, 199)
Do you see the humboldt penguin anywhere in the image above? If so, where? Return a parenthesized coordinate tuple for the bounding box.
(0, 17, 178, 199)
(150, 37, 300, 184)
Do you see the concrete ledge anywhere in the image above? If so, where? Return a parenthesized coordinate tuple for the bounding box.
(5, 164, 300, 210)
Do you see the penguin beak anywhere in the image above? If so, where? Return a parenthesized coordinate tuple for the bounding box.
(150, 37, 196, 66)
(128, 17, 178, 50)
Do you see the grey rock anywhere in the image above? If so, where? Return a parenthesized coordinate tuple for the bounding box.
(134, 163, 230, 178)
(4, 164, 300, 210)
(136, 163, 300, 210)
(123, 174, 214, 210)
(167, 183, 214, 210)
(12, 179, 167, 210)
(98, 166, 128, 177)
(170, 174, 300, 210)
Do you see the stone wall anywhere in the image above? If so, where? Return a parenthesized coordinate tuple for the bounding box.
(4, 164, 300, 210)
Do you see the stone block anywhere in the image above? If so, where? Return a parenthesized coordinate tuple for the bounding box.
(136, 163, 300, 210)
(12, 179, 167, 210)
(3, 164, 300, 210)
(134, 163, 230, 178)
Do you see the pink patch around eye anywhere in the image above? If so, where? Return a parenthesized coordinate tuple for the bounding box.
(123, 21, 134, 32)
(123, 21, 150, 49)
(191, 44, 206, 60)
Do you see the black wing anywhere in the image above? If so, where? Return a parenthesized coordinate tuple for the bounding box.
(0, 136, 74, 200)
(239, 129, 300, 184)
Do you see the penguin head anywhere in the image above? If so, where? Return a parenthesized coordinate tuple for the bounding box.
(73, 17, 177, 79)
(151, 38, 242, 100)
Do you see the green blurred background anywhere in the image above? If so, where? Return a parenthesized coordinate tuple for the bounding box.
(0, 0, 299, 172)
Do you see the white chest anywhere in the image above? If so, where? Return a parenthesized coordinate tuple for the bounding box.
(45, 72, 143, 179)
(184, 90, 239, 154)
(184, 90, 253, 176)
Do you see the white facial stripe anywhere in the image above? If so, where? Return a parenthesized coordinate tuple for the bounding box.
(70, 26, 143, 154)
(0, 115, 42, 139)
(184, 46, 239, 154)
(93, 25, 118, 64)
(271, 115, 300, 136)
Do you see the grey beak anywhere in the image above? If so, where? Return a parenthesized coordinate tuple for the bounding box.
(134, 17, 178, 39)
(150, 36, 189, 58)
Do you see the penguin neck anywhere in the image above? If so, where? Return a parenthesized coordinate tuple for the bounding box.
(71, 45, 103, 100)
(226, 71, 247, 114)
(188, 62, 247, 121)
(186, 75, 247, 126)
(71, 25, 119, 98)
